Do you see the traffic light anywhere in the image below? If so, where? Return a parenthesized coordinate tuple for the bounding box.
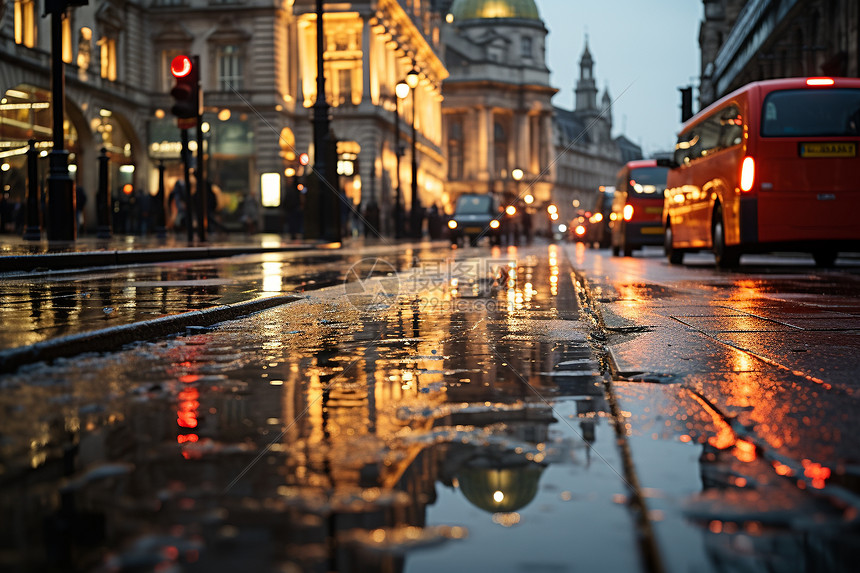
(680, 86, 693, 123)
(170, 55, 199, 119)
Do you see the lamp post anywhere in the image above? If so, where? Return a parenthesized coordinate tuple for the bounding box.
(394, 83, 410, 239)
(311, 0, 340, 242)
(45, 2, 77, 241)
(405, 67, 421, 239)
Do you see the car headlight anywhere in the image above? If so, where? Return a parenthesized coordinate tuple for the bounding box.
(448, 220, 458, 229)
(489, 220, 500, 229)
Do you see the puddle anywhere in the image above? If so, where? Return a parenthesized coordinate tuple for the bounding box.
(1, 246, 655, 572)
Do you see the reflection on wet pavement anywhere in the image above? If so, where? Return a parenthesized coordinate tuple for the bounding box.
(0, 245, 646, 572)
(0, 252, 400, 353)
(568, 242, 860, 572)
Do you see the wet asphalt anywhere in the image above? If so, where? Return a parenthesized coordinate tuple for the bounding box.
(1, 236, 860, 572)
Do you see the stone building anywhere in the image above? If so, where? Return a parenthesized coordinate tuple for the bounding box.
(0, 0, 447, 236)
(699, 0, 860, 108)
(441, 0, 640, 227)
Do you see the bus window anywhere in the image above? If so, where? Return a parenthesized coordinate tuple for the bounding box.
(761, 89, 860, 137)
(628, 167, 668, 195)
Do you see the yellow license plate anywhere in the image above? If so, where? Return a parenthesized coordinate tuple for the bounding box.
(464, 227, 482, 234)
(800, 142, 856, 157)
(640, 227, 664, 235)
(645, 206, 663, 214)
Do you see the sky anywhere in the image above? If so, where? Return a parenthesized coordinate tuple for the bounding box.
(537, 0, 704, 156)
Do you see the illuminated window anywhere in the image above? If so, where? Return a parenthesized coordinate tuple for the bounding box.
(337, 68, 352, 105)
(77, 27, 93, 73)
(14, 0, 37, 48)
(218, 45, 243, 90)
(62, 17, 73, 63)
(99, 36, 117, 81)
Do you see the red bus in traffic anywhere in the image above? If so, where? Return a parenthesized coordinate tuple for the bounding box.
(661, 77, 860, 268)
(610, 159, 669, 257)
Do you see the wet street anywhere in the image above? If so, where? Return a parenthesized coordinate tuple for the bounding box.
(2, 241, 860, 572)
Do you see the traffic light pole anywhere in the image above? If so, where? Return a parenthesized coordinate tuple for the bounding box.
(194, 55, 206, 242)
(181, 128, 193, 243)
(169, 53, 204, 241)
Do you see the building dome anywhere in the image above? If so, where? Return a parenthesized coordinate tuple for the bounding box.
(449, 0, 541, 21)
(457, 464, 545, 513)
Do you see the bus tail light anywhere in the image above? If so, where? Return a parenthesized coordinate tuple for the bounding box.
(740, 156, 755, 192)
(623, 204, 634, 221)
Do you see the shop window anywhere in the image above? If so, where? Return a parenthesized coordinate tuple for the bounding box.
(14, 0, 37, 48)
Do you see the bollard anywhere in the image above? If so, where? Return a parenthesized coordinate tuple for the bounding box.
(22, 140, 41, 240)
(96, 148, 112, 239)
(155, 161, 167, 238)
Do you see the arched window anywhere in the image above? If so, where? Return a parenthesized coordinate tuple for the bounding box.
(448, 117, 464, 180)
(494, 121, 508, 177)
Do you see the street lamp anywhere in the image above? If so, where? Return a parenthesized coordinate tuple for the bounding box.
(310, 0, 340, 242)
(394, 82, 410, 239)
(405, 66, 421, 238)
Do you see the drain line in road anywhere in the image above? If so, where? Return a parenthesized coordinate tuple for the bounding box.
(571, 270, 666, 573)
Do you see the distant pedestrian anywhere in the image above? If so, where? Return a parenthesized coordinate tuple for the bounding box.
(75, 185, 87, 234)
(241, 190, 260, 235)
(428, 204, 442, 239)
(363, 202, 380, 238)
(169, 180, 187, 233)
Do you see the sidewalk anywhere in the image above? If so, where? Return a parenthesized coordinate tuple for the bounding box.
(0, 232, 447, 373)
(0, 232, 341, 273)
(0, 232, 347, 372)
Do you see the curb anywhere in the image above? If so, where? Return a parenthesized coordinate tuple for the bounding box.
(0, 244, 339, 273)
(0, 294, 302, 374)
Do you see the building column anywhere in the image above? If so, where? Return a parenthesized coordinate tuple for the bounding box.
(477, 106, 491, 180)
(517, 112, 530, 172)
(361, 17, 373, 103)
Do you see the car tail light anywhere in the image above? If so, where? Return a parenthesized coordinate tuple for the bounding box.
(622, 204, 634, 221)
(740, 156, 755, 192)
(807, 77, 835, 87)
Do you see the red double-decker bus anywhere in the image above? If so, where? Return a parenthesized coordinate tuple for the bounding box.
(661, 77, 860, 268)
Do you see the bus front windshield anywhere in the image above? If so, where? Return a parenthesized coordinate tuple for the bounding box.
(628, 167, 669, 195)
(762, 88, 860, 137)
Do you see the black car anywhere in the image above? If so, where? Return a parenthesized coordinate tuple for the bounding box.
(447, 193, 502, 246)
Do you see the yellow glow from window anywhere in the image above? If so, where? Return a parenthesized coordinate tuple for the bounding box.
(261, 173, 281, 207)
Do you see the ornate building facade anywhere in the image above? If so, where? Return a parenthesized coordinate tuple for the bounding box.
(699, 0, 860, 108)
(1, 0, 641, 237)
(441, 0, 639, 226)
(0, 0, 447, 235)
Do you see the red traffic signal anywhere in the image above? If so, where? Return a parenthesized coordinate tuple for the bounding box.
(170, 55, 199, 119)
